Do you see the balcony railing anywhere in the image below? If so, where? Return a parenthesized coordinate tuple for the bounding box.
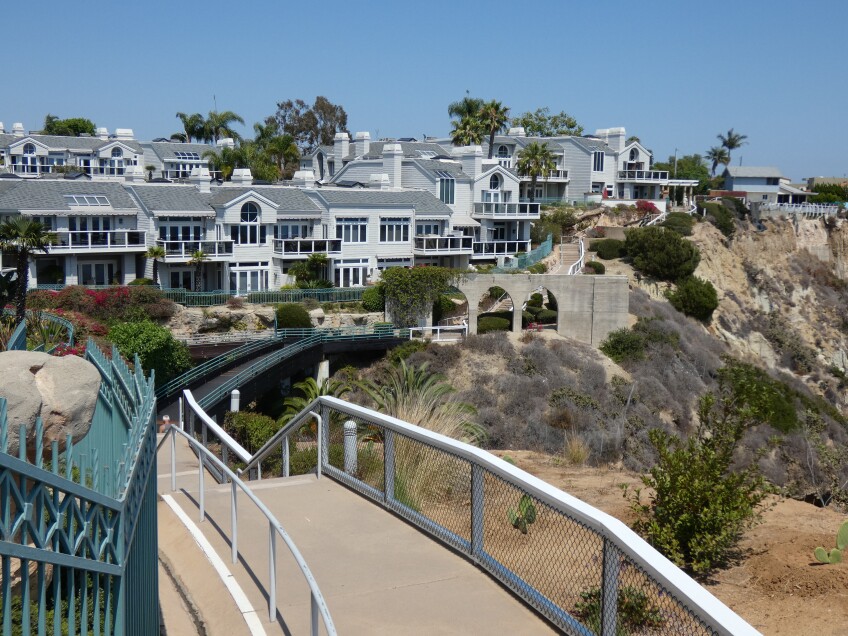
(52, 230, 145, 250)
(617, 170, 669, 181)
(413, 235, 473, 254)
(272, 238, 342, 257)
(472, 202, 540, 217)
(156, 239, 234, 259)
(472, 239, 531, 256)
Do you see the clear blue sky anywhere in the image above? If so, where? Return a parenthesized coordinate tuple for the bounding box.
(5, 0, 846, 180)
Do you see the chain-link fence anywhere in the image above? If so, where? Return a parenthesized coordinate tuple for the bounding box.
(309, 397, 753, 636)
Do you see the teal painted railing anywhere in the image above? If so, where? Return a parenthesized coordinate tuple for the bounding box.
(6, 319, 26, 351)
(493, 233, 553, 272)
(194, 326, 408, 412)
(3, 309, 74, 354)
(159, 325, 403, 404)
(0, 340, 159, 634)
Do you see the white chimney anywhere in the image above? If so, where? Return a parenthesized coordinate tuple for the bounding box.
(96, 127, 109, 140)
(12, 123, 24, 137)
(595, 127, 625, 152)
(0, 122, 5, 134)
(334, 132, 350, 167)
(369, 174, 391, 190)
(217, 137, 235, 149)
(459, 145, 483, 180)
(231, 168, 253, 184)
(190, 166, 212, 193)
(382, 143, 403, 188)
(115, 128, 134, 141)
(353, 131, 371, 157)
(291, 169, 315, 186)
(507, 127, 526, 137)
(124, 164, 145, 183)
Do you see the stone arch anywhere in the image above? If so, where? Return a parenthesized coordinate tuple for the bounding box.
(434, 287, 469, 333)
(473, 284, 517, 334)
(524, 285, 559, 331)
(457, 273, 628, 344)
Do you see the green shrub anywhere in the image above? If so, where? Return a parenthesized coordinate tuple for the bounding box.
(108, 320, 192, 384)
(224, 411, 278, 455)
(432, 294, 455, 323)
(527, 262, 548, 274)
(624, 226, 700, 281)
(387, 340, 427, 365)
(479, 310, 512, 321)
(700, 201, 735, 238)
(574, 585, 664, 635)
(361, 285, 385, 312)
(592, 238, 626, 260)
(527, 293, 544, 308)
(525, 305, 544, 317)
(666, 276, 719, 321)
(584, 260, 605, 274)
(487, 286, 505, 300)
(625, 382, 769, 574)
(660, 212, 695, 236)
(128, 277, 155, 286)
(535, 309, 557, 324)
(722, 196, 749, 218)
(478, 317, 510, 334)
(599, 328, 645, 364)
(546, 293, 557, 311)
(275, 302, 312, 328)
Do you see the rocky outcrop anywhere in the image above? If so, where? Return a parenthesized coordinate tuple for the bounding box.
(164, 303, 276, 338)
(0, 351, 100, 456)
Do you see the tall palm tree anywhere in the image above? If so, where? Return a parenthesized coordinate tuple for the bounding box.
(705, 146, 731, 177)
(516, 142, 556, 202)
(265, 134, 300, 179)
(478, 100, 510, 159)
(0, 218, 53, 326)
(716, 128, 748, 164)
(205, 110, 245, 144)
(145, 245, 166, 286)
(202, 146, 241, 181)
(175, 112, 206, 143)
(450, 115, 484, 147)
(447, 94, 484, 120)
(188, 250, 208, 292)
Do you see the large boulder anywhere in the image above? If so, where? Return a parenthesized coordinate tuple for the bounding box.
(0, 351, 100, 457)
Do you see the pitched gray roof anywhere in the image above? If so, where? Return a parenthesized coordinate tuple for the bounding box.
(568, 137, 612, 153)
(0, 180, 139, 211)
(143, 142, 214, 161)
(209, 186, 322, 213)
(725, 166, 783, 179)
(127, 185, 213, 212)
(346, 141, 449, 161)
(313, 189, 452, 215)
(412, 159, 472, 182)
(3, 134, 143, 154)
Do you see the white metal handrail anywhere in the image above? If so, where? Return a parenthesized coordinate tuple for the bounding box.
(157, 407, 336, 634)
(408, 324, 468, 341)
(314, 395, 758, 636)
(566, 237, 585, 275)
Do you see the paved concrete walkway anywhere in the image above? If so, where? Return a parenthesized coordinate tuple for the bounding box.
(157, 434, 555, 635)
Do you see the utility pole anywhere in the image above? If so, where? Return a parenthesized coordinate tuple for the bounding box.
(673, 148, 678, 179)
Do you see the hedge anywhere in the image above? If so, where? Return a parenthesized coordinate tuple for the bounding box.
(535, 309, 557, 324)
(584, 261, 605, 274)
(478, 317, 511, 334)
(592, 239, 627, 260)
(275, 302, 312, 328)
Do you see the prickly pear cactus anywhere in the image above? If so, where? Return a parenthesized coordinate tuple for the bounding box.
(837, 521, 848, 551)
(815, 546, 843, 564)
(508, 494, 538, 535)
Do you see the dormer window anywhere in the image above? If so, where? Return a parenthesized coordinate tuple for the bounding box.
(232, 202, 264, 245)
(23, 143, 35, 155)
(109, 147, 125, 175)
(497, 145, 509, 158)
(629, 148, 638, 162)
(489, 174, 501, 190)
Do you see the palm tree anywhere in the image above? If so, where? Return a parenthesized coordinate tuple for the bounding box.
(716, 128, 748, 164)
(175, 112, 206, 143)
(447, 94, 484, 120)
(265, 134, 300, 179)
(705, 146, 731, 177)
(205, 110, 245, 144)
(202, 146, 241, 181)
(145, 245, 166, 286)
(278, 377, 350, 432)
(306, 252, 328, 281)
(188, 250, 208, 292)
(450, 115, 484, 147)
(478, 100, 510, 159)
(516, 142, 556, 202)
(0, 218, 53, 326)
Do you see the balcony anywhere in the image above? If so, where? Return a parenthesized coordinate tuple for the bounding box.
(617, 170, 669, 182)
(472, 239, 531, 257)
(156, 239, 234, 260)
(472, 202, 540, 218)
(51, 230, 146, 251)
(272, 238, 342, 258)
(413, 235, 473, 255)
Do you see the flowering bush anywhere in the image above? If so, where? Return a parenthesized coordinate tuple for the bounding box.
(28, 285, 176, 323)
(635, 200, 659, 214)
(52, 342, 87, 357)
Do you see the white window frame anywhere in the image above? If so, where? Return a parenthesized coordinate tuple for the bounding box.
(335, 217, 368, 243)
(380, 217, 410, 243)
(593, 151, 605, 172)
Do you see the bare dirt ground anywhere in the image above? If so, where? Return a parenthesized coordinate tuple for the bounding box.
(492, 450, 848, 636)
